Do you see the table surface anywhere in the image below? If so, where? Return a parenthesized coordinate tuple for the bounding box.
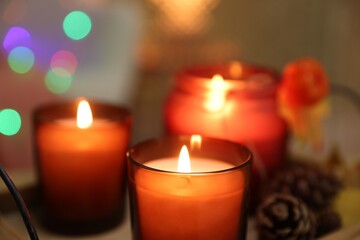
(1, 170, 360, 240)
(3, 208, 360, 240)
(2, 206, 258, 240)
(0, 169, 259, 240)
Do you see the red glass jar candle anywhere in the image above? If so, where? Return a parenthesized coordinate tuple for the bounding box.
(164, 63, 288, 207)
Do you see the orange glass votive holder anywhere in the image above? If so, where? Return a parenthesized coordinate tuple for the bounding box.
(33, 100, 131, 233)
(127, 135, 252, 240)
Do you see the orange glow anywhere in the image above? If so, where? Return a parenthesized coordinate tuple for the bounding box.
(205, 74, 226, 112)
(190, 135, 202, 150)
(229, 61, 243, 79)
(177, 145, 191, 173)
(148, 0, 220, 36)
(77, 100, 93, 129)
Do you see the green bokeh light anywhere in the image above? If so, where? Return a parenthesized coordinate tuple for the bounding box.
(45, 68, 73, 94)
(0, 109, 22, 136)
(8, 46, 35, 74)
(63, 11, 92, 40)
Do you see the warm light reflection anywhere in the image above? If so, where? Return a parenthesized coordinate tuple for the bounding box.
(177, 145, 191, 173)
(148, 0, 220, 37)
(77, 100, 93, 129)
(190, 135, 202, 150)
(230, 61, 243, 79)
(205, 74, 226, 112)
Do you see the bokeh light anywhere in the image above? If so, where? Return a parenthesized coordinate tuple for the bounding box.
(50, 50, 78, 76)
(0, 109, 22, 136)
(3, 26, 31, 53)
(8, 46, 35, 74)
(63, 11, 92, 40)
(45, 69, 73, 94)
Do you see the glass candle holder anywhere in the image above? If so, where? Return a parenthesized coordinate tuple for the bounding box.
(33, 100, 132, 233)
(164, 62, 288, 209)
(127, 135, 252, 240)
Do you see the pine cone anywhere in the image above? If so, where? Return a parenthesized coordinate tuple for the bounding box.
(256, 193, 315, 240)
(267, 164, 342, 211)
(315, 210, 342, 238)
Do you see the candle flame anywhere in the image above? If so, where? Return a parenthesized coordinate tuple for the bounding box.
(177, 145, 191, 173)
(190, 135, 202, 150)
(210, 74, 225, 89)
(229, 61, 243, 79)
(205, 74, 226, 112)
(77, 100, 93, 129)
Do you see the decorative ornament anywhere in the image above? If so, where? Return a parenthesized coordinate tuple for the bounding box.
(256, 193, 315, 240)
(315, 210, 342, 238)
(278, 58, 329, 149)
(265, 164, 342, 211)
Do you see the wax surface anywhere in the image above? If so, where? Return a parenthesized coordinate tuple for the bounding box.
(55, 118, 112, 127)
(145, 158, 234, 172)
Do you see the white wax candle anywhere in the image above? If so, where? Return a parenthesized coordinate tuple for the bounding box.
(55, 118, 114, 128)
(133, 157, 246, 240)
(145, 158, 234, 172)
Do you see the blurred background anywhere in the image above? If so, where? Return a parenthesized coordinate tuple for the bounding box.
(0, 0, 359, 170)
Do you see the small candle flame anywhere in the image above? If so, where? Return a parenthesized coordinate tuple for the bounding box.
(229, 61, 243, 79)
(177, 145, 191, 173)
(77, 100, 93, 129)
(190, 135, 202, 150)
(205, 74, 226, 112)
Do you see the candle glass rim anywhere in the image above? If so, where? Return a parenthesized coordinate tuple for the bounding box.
(127, 135, 253, 175)
(174, 62, 279, 96)
(33, 99, 131, 124)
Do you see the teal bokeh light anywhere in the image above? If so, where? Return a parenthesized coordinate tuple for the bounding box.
(0, 109, 22, 136)
(45, 69, 73, 94)
(63, 11, 92, 40)
(7, 46, 35, 74)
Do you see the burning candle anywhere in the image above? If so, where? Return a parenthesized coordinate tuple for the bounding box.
(33, 99, 131, 232)
(127, 135, 252, 240)
(164, 63, 288, 208)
